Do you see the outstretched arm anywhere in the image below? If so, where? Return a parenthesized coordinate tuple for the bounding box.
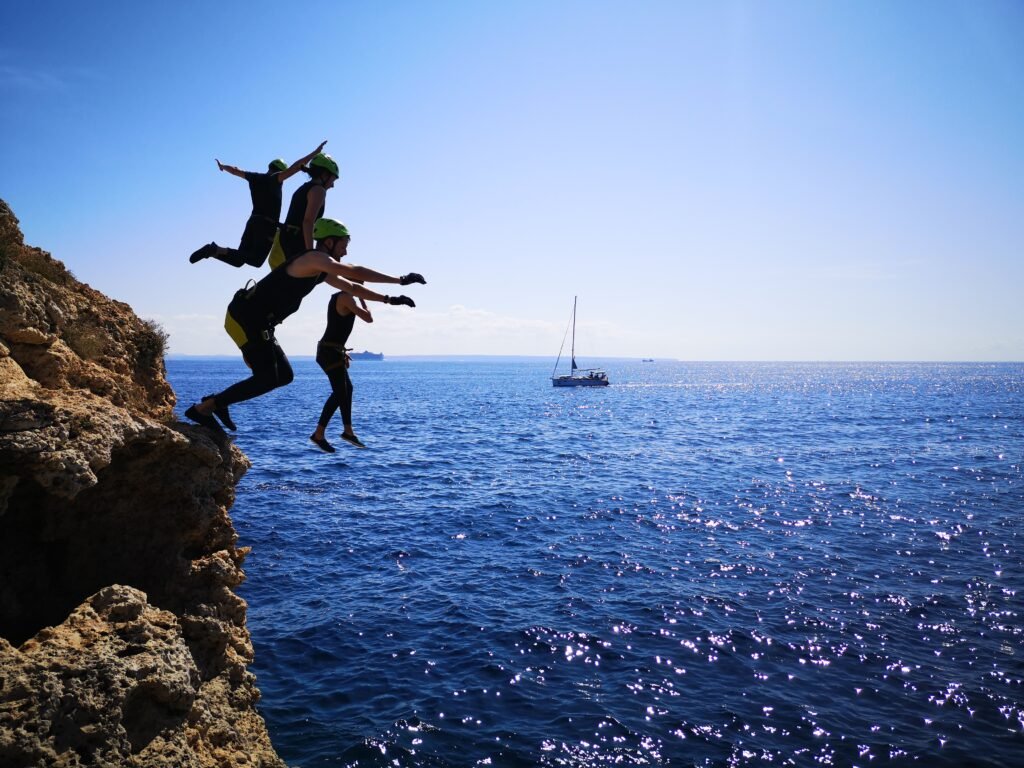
(279, 139, 328, 182)
(324, 274, 414, 306)
(333, 263, 427, 286)
(290, 251, 417, 306)
(215, 159, 247, 179)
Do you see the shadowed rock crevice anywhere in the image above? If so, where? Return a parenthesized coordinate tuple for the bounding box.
(0, 425, 238, 647)
(122, 678, 193, 754)
(0, 199, 284, 766)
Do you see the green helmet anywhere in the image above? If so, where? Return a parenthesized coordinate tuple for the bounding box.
(309, 152, 339, 178)
(313, 218, 350, 241)
(268, 158, 287, 172)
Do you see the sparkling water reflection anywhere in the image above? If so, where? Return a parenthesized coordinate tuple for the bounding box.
(169, 360, 1024, 767)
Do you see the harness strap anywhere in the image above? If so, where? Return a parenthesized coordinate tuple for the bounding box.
(317, 341, 349, 372)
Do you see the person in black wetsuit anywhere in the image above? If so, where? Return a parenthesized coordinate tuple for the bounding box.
(309, 289, 373, 452)
(269, 152, 339, 269)
(184, 218, 427, 433)
(189, 139, 327, 268)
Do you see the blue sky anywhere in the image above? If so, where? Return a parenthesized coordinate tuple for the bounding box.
(2, 1, 1022, 360)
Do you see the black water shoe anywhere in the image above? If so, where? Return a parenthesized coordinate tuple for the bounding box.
(185, 405, 225, 433)
(203, 394, 236, 430)
(310, 434, 336, 453)
(189, 242, 218, 264)
(341, 432, 367, 449)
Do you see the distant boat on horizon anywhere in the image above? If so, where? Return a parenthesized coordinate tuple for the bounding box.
(551, 297, 609, 387)
(642, 358, 654, 363)
(349, 350, 383, 361)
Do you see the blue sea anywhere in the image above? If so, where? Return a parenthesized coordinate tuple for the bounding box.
(167, 359, 1024, 767)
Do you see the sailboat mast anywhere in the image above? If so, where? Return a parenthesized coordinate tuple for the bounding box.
(571, 296, 577, 370)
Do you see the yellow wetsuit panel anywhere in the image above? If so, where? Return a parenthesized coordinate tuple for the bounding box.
(224, 308, 249, 348)
(268, 230, 285, 271)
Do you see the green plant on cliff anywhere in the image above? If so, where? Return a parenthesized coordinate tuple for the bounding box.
(136, 319, 169, 370)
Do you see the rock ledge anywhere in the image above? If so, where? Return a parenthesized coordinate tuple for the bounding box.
(0, 200, 284, 767)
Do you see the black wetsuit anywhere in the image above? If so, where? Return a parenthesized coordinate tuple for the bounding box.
(279, 179, 326, 261)
(214, 171, 284, 268)
(316, 292, 357, 430)
(214, 261, 326, 407)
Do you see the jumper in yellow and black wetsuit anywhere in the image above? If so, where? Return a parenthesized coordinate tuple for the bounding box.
(213, 260, 327, 408)
(315, 291, 359, 433)
(190, 159, 288, 268)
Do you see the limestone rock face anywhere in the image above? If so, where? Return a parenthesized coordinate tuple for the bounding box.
(0, 200, 285, 767)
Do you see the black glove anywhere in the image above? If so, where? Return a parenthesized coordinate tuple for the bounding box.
(387, 295, 416, 307)
(399, 272, 426, 285)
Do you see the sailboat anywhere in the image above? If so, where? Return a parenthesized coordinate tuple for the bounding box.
(551, 296, 609, 387)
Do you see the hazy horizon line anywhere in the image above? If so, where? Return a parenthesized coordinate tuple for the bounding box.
(165, 354, 1024, 364)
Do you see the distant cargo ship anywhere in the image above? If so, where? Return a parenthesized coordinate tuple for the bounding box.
(348, 350, 383, 361)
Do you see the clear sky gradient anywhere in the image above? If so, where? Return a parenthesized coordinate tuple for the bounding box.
(3, 1, 1022, 360)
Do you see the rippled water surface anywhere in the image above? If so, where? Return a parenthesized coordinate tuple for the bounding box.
(168, 360, 1024, 767)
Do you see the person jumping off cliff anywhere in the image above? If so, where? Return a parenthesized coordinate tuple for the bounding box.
(184, 218, 426, 433)
(309, 287, 372, 452)
(189, 140, 327, 268)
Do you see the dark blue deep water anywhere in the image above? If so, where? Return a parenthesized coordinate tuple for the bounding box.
(168, 359, 1024, 767)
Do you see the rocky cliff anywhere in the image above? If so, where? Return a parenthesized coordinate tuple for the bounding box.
(0, 200, 285, 767)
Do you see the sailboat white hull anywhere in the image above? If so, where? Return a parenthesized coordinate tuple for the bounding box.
(552, 374, 609, 387)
